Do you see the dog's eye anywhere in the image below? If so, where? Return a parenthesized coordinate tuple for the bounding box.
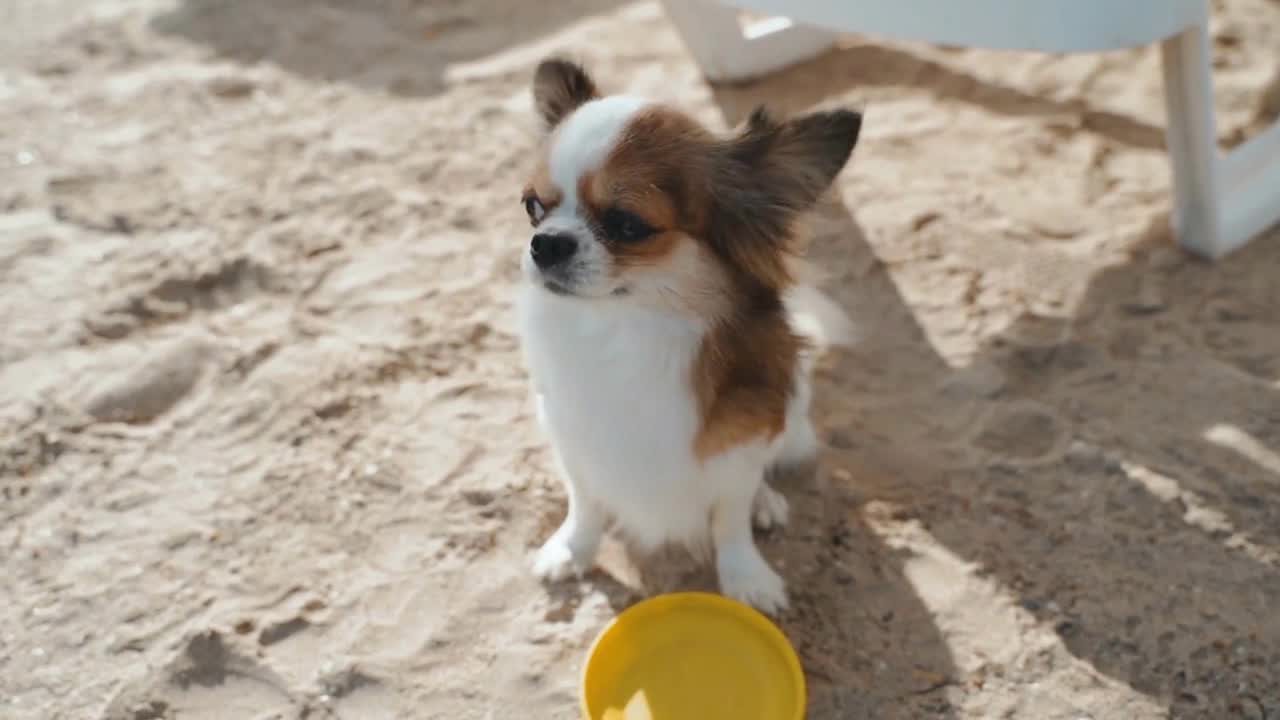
(523, 196, 546, 225)
(603, 208, 655, 243)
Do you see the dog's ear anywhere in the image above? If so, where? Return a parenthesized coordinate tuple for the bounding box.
(708, 106, 862, 288)
(723, 106, 861, 211)
(532, 58, 599, 129)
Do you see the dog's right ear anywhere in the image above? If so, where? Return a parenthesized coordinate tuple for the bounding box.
(533, 58, 599, 129)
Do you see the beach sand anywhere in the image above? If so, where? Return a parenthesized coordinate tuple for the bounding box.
(2, 1, 1279, 718)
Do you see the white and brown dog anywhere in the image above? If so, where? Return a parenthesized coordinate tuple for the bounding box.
(516, 58, 860, 613)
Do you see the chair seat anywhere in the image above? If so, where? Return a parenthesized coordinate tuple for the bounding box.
(722, 0, 1208, 53)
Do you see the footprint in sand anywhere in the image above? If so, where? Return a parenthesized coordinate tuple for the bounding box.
(83, 336, 210, 424)
(972, 402, 1065, 462)
(102, 630, 297, 720)
(86, 255, 281, 341)
(315, 666, 399, 720)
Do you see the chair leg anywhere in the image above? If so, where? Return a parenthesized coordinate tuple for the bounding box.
(659, 0, 837, 83)
(1217, 120, 1280, 256)
(1160, 24, 1226, 258)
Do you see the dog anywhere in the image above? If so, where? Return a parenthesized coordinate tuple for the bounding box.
(515, 57, 861, 613)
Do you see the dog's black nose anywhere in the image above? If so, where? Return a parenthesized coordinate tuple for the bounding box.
(530, 232, 577, 269)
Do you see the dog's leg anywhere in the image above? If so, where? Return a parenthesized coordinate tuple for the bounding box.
(774, 371, 819, 471)
(533, 450, 605, 582)
(713, 461, 787, 614)
(755, 372, 819, 530)
(752, 482, 789, 531)
(530, 391, 605, 581)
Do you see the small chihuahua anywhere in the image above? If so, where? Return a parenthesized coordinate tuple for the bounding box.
(516, 58, 860, 613)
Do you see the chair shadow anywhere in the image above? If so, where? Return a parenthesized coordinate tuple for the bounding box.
(944, 231, 1280, 719)
(711, 42, 1167, 151)
(149, 0, 628, 98)
(707, 51, 1280, 719)
(814, 203, 1280, 720)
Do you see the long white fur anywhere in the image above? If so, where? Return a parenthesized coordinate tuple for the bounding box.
(517, 97, 817, 613)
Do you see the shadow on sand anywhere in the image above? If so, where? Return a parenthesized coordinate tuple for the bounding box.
(150, 0, 629, 97)
(705, 44, 1280, 719)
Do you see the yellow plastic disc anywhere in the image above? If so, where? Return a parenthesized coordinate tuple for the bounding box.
(581, 592, 805, 720)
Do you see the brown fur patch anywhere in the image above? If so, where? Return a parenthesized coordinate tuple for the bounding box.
(572, 107, 713, 271)
(692, 294, 806, 460)
(688, 106, 858, 459)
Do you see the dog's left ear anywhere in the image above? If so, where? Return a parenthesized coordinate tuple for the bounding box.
(533, 58, 599, 129)
(723, 106, 862, 211)
(708, 106, 862, 287)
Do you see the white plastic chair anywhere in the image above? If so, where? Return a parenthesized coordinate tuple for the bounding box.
(660, 0, 1280, 259)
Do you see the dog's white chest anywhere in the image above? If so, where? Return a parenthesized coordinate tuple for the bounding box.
(518, 289, 714, 547)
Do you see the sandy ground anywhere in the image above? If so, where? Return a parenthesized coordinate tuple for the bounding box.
(3, 0, 1280, 718)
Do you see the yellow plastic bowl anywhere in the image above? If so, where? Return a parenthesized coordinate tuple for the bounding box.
(581, 592, 805, 720)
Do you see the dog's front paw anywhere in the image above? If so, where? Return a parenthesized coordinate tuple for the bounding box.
(532, 533, 592, 582)
(718, 551, 788, 614)
(752, 483, 789, 531)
